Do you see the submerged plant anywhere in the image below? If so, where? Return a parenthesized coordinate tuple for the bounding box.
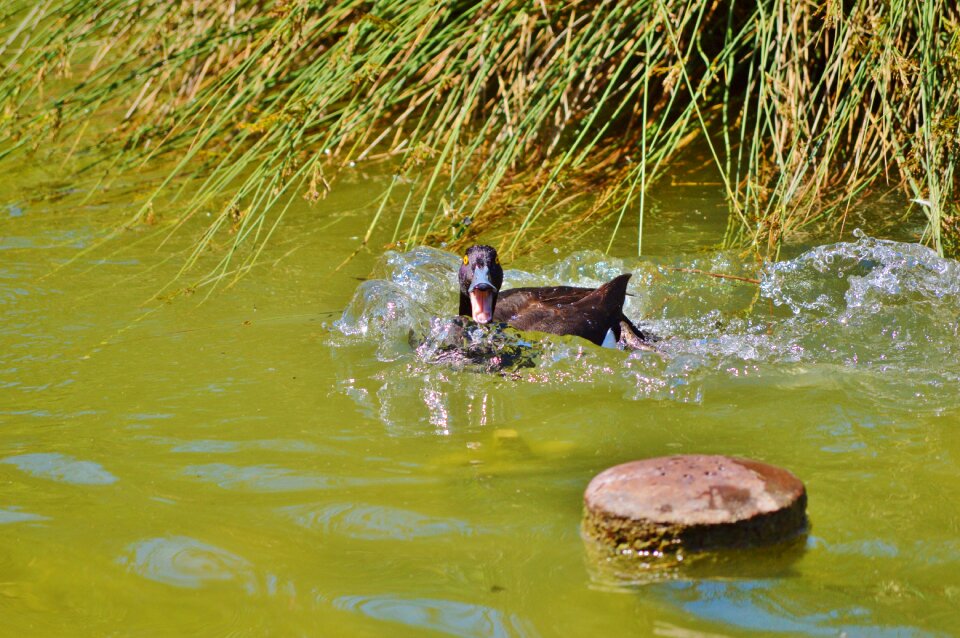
(1, 0, 958, 282)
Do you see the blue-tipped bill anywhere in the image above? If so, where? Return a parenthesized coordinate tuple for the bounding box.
(468, 265, 498, 324)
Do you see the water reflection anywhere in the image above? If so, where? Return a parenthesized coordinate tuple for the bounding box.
(334, 594, 536, 638)
(281, 502, 476, 540)
(171, 439, 320, 453)
(183, 463, 427, 492)
(584, 535, 944, 636)
(0, 507, 49, 524)
(339, 370, 506, 435)
(120, 536, 256, 591)
(182, 463, 334, 492)
(6, 199, 960, 638)
(810, 536, 899, 558)
(583, 535, 808, 590)
(653, 580, 940, 637)
(134, 434, 331, 455)
(1, 453, 117, 485)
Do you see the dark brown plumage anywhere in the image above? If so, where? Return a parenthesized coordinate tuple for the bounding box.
(457, 245, 651, 348)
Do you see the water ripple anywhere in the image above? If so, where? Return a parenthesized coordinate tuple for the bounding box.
(1, 453, 117, 485)
(171, 438, 323, 454)
(656, 579, 943, 637)
(0, 506, 49, 524)
(183, 463, 425, 492)
(183, 463, 333, 492)
(334, 594, 536, 638)
(120, 536, 256, 591)
(281, 502, 476, 540)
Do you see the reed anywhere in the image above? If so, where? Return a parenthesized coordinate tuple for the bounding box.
(1, 0, 957, 280)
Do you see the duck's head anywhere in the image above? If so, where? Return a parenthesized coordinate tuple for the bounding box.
(458, 244, 504, 324)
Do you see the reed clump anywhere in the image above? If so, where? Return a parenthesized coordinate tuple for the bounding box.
(1, 0, 958, 279)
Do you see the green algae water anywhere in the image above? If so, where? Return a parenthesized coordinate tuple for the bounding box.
(2, 162, 959, 637)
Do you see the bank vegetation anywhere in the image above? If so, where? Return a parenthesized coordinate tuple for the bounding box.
(1, 0, 958, 279)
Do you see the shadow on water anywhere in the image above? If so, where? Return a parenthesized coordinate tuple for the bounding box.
(581, 531, 810, 587)
(583, 536, 943, 637)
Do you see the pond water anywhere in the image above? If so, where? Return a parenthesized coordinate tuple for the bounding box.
(2, 162, 959, 637)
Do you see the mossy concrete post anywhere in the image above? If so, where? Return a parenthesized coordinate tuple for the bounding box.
(583, 455, 807, 554)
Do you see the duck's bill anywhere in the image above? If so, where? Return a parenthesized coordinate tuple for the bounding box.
(470, 288, 494, 324)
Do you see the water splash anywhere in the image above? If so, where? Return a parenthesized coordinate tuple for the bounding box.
(762, 229, 960, 317)
(415, 318, 538, 374)
(759, 231, 960, 371)
(332, 235, 960, 412)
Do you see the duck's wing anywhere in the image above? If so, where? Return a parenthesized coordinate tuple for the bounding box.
(496, 275, 634, 346)
(498, 302, 558, 333)
(494, 286, 596, 340)
(493, 285, 594, 322)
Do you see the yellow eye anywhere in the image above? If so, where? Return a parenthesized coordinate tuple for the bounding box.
(463, 255, 469, 265)
(494, 256, 500, 265)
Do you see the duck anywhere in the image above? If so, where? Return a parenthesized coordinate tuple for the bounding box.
(457, 244, 652, 348)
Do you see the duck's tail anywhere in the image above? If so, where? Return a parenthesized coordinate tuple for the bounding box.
(586, 274, 659, 350)
(588, 273, 632, 313)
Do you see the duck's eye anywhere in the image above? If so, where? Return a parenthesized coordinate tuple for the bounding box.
(463, 255, 469, 265)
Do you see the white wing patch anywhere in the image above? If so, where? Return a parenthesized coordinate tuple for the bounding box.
(601, 328, 617, 349)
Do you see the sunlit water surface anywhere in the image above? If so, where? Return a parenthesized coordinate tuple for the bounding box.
(2, 166, 959, 637)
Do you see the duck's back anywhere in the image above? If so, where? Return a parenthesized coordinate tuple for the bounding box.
(494, 274, 632, 346)
(493, 285, 594, 319)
